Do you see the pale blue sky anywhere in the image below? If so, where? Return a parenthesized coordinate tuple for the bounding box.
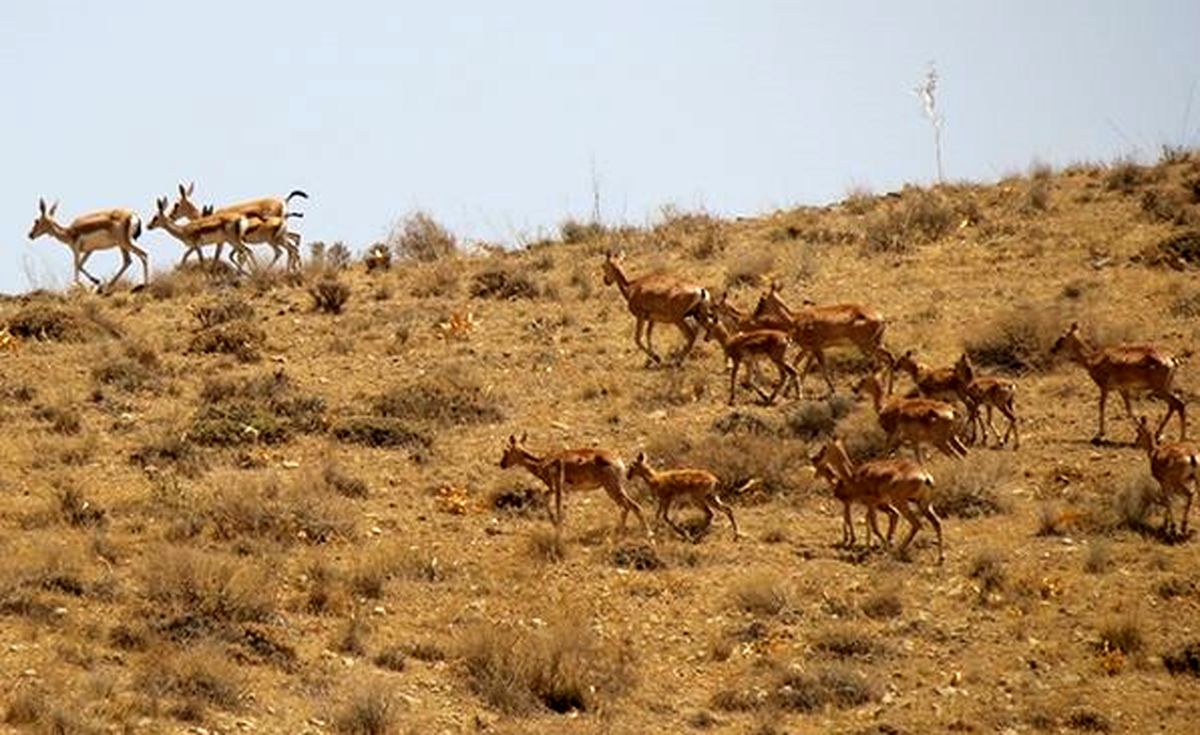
(2, 1, 1197, 292)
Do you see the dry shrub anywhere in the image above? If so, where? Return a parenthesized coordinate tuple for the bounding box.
(310, 278, 352, 314)
(189, 371, 326, 447)
(560, 219, 607, 244)
(1150, 230, 1200, 268)
(409, 260, 460, 298)
(713, 662, 879, 714)
(136, 645, 244, 713)
(459, 615, 637, 715)
(32, 401, 81, 435)
(1113, 471, 1159, 534)
(731, 572, 793, 617)
(193, 296, 254, 329)
(142, 546, 276, 631)
(1155, 576, 1196, 600)
(724, 251, 775, 289)
(6, 304, 93, 342)
(470, 267, 540, 300)
(200, 477, 356, 545)
(610, 542, 663, 571)
(93, 340, 163, 393)
(1105, 158, 1146, 193)
(1140, 187, 1194, 225)
(131, 430, 207, 478)
(1163, 641, 1200, 677)
(527, 528, 568, 563)
(489, 485, 547, 516)
(388, 211, 458, 262)
(969, 549, 1007, 599)
(55, 485, 106, 529)
(335, 615, 371, 656)
(363, 243, 392, 272)
(334, 684, 396, 735)
(1025, 177, 1051, 212)
(935, 453, 1014, 518)
(812, 628, 885, 660)
(863, 187, 957, 254)
(309, 241, 354, 271)
(373, 371, 504, 427)
(861, 588, 902, 620)
(331, 416, 433, 456)
(1097, 617, 1144, 655)
(188, 321, 265, 363)
(322, 462, 369, 499)
(964, 305, 1063, 374)
(782, 395, 855, 440)
(304, 560, 346, 615)
(1083, 541, 1113, 574)
(1065, 707, 1112, 732)
(373, 646, 407, 672)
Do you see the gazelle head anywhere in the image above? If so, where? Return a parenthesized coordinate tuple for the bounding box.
(1132, 415, 1158, 451)
(955, 353, 976, 383)
(700, 313, 724, 343)
(28, 198, 60, 240)
(810, 437, 852, 483)
(499, 433, 529, 469)
(601, 250, 625, 286)
(896, 349, 920, 374)
(626, 451, 651, 481)
(147, 197, 173, 231)
(1051, 322, 1084, 357)
(752, 281, 786, 321)
(168, 182, 201, 221)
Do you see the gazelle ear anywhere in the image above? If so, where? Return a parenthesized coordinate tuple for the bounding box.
(519, 432, 528, 444)
(48, 201, 58, 216)
(507, 434, 516, 446)
(178, 183, 187, 198)
(186, 181, 195, 196)
(636, 451, 646, 462)
(771, 280, 782, 293)
(38, 198, 46, 215)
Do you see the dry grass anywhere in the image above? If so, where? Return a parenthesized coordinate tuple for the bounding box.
(731, 572, 794, 617)
(935, 454, 1015, 518)
(458, 615, 637, 715)
(334, 685, 397, 735)
(388, 211, 459, 261)
(309, 278, 352, 314)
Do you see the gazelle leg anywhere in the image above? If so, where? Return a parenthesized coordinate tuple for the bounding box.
(1095, 388, 1109, 441)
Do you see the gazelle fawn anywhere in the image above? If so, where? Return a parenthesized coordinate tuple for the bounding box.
(498, 434, 651, 538)
(625, 451, 750, 541)
(1132, 416, 1197, 539)
(701, 315, 798, 405)
(955, 353, 1019, 449)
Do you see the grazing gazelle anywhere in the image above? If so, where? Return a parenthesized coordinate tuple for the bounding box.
(27, 199, 148, 290)
(1051, 322, 1186, 443)
(1132, 415, 1197, 539)
(811, 437, 944, 563)
(602, 251, 710, 366)
(625, 451, 751, 541)
(752, 282, 894, 397)
(498, 434, 651, 538)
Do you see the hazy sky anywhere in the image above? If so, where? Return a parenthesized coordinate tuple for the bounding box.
(2, 1, 1197, 293)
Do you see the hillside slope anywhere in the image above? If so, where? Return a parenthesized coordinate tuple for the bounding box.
(2, 155, 1200, 734)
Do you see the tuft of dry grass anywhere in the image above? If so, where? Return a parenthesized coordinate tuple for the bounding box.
(1163, 641, 1200, 677)
(1097, 617, 1144, 656)
(188, 321, 265, 363)
(189, 371, 326, 447)
(935, 454, 1015, 518)
(964, 304, 1064, 374)
(388, 211, 458, 262)
(334, 685, 397, 735)
(372, 371, 504, 427)
(724, 251, 775, 289)
(459, 615, 637, 715)
(861, 588, 902, 620)
(731, 572, 793, 617)
(526, 528, 569, 563)
(193, 296, 255, 329)
(471, 266, 541, 300)
(862, 186, 958, 254)
(309, 278, 352, 314)
(969, 549, 1007, 600)
(141, 546, 276, 631)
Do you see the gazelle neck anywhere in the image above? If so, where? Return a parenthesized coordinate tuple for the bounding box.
(606, 260, 632, 300)
(39, 219, 75, 246)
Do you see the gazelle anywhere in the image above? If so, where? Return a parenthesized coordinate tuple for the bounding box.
(1050, 322, 1186, 443)
(955, 353, 1020, 449)
(148, 197, 256, 273)
(203, 205, 302, 272)
(27, 198, 148, 290)
(625, 451, 750, 541)
(810, 442, 898, 551)
(752, 282, 894, 397)
(701, 315, 799, 405)
(498, 434, 651, 538)
(894, 350, 969, 406)
(601, 251, 711, 366)
(854, 372, 968, 462)
(812, 437, 943, 563)
(171, 182, 305, 269)
(1132, 415, 1197, 539)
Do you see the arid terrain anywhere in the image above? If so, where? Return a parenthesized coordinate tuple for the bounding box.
(3, 154, 1200, 735)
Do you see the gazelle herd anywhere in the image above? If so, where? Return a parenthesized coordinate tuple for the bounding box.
(20, 194, 1198, 561)
(26, 183, 308, 288)
(501, 251, 1197, 564)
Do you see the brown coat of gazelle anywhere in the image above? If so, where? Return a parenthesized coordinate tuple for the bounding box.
(1133, 416, 1197, 538)
(171, 183, 305, 270)
(955, 353, 1020, 449)
(601, 251, 710, 366)
(701, 315, 798, 405)
(498, 434, 651, 538)
(810, 443, 897, 551)
(855, 372, 968, 462)
(752, 282, 894, 396)
(811, 437, 943, 563)
(1051, 322, 1186, 443)
(625, 451, 749, 541)
(895, 350, 969, 405)
(27, 199, 148, 290)
(148, 197, 255, 273)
